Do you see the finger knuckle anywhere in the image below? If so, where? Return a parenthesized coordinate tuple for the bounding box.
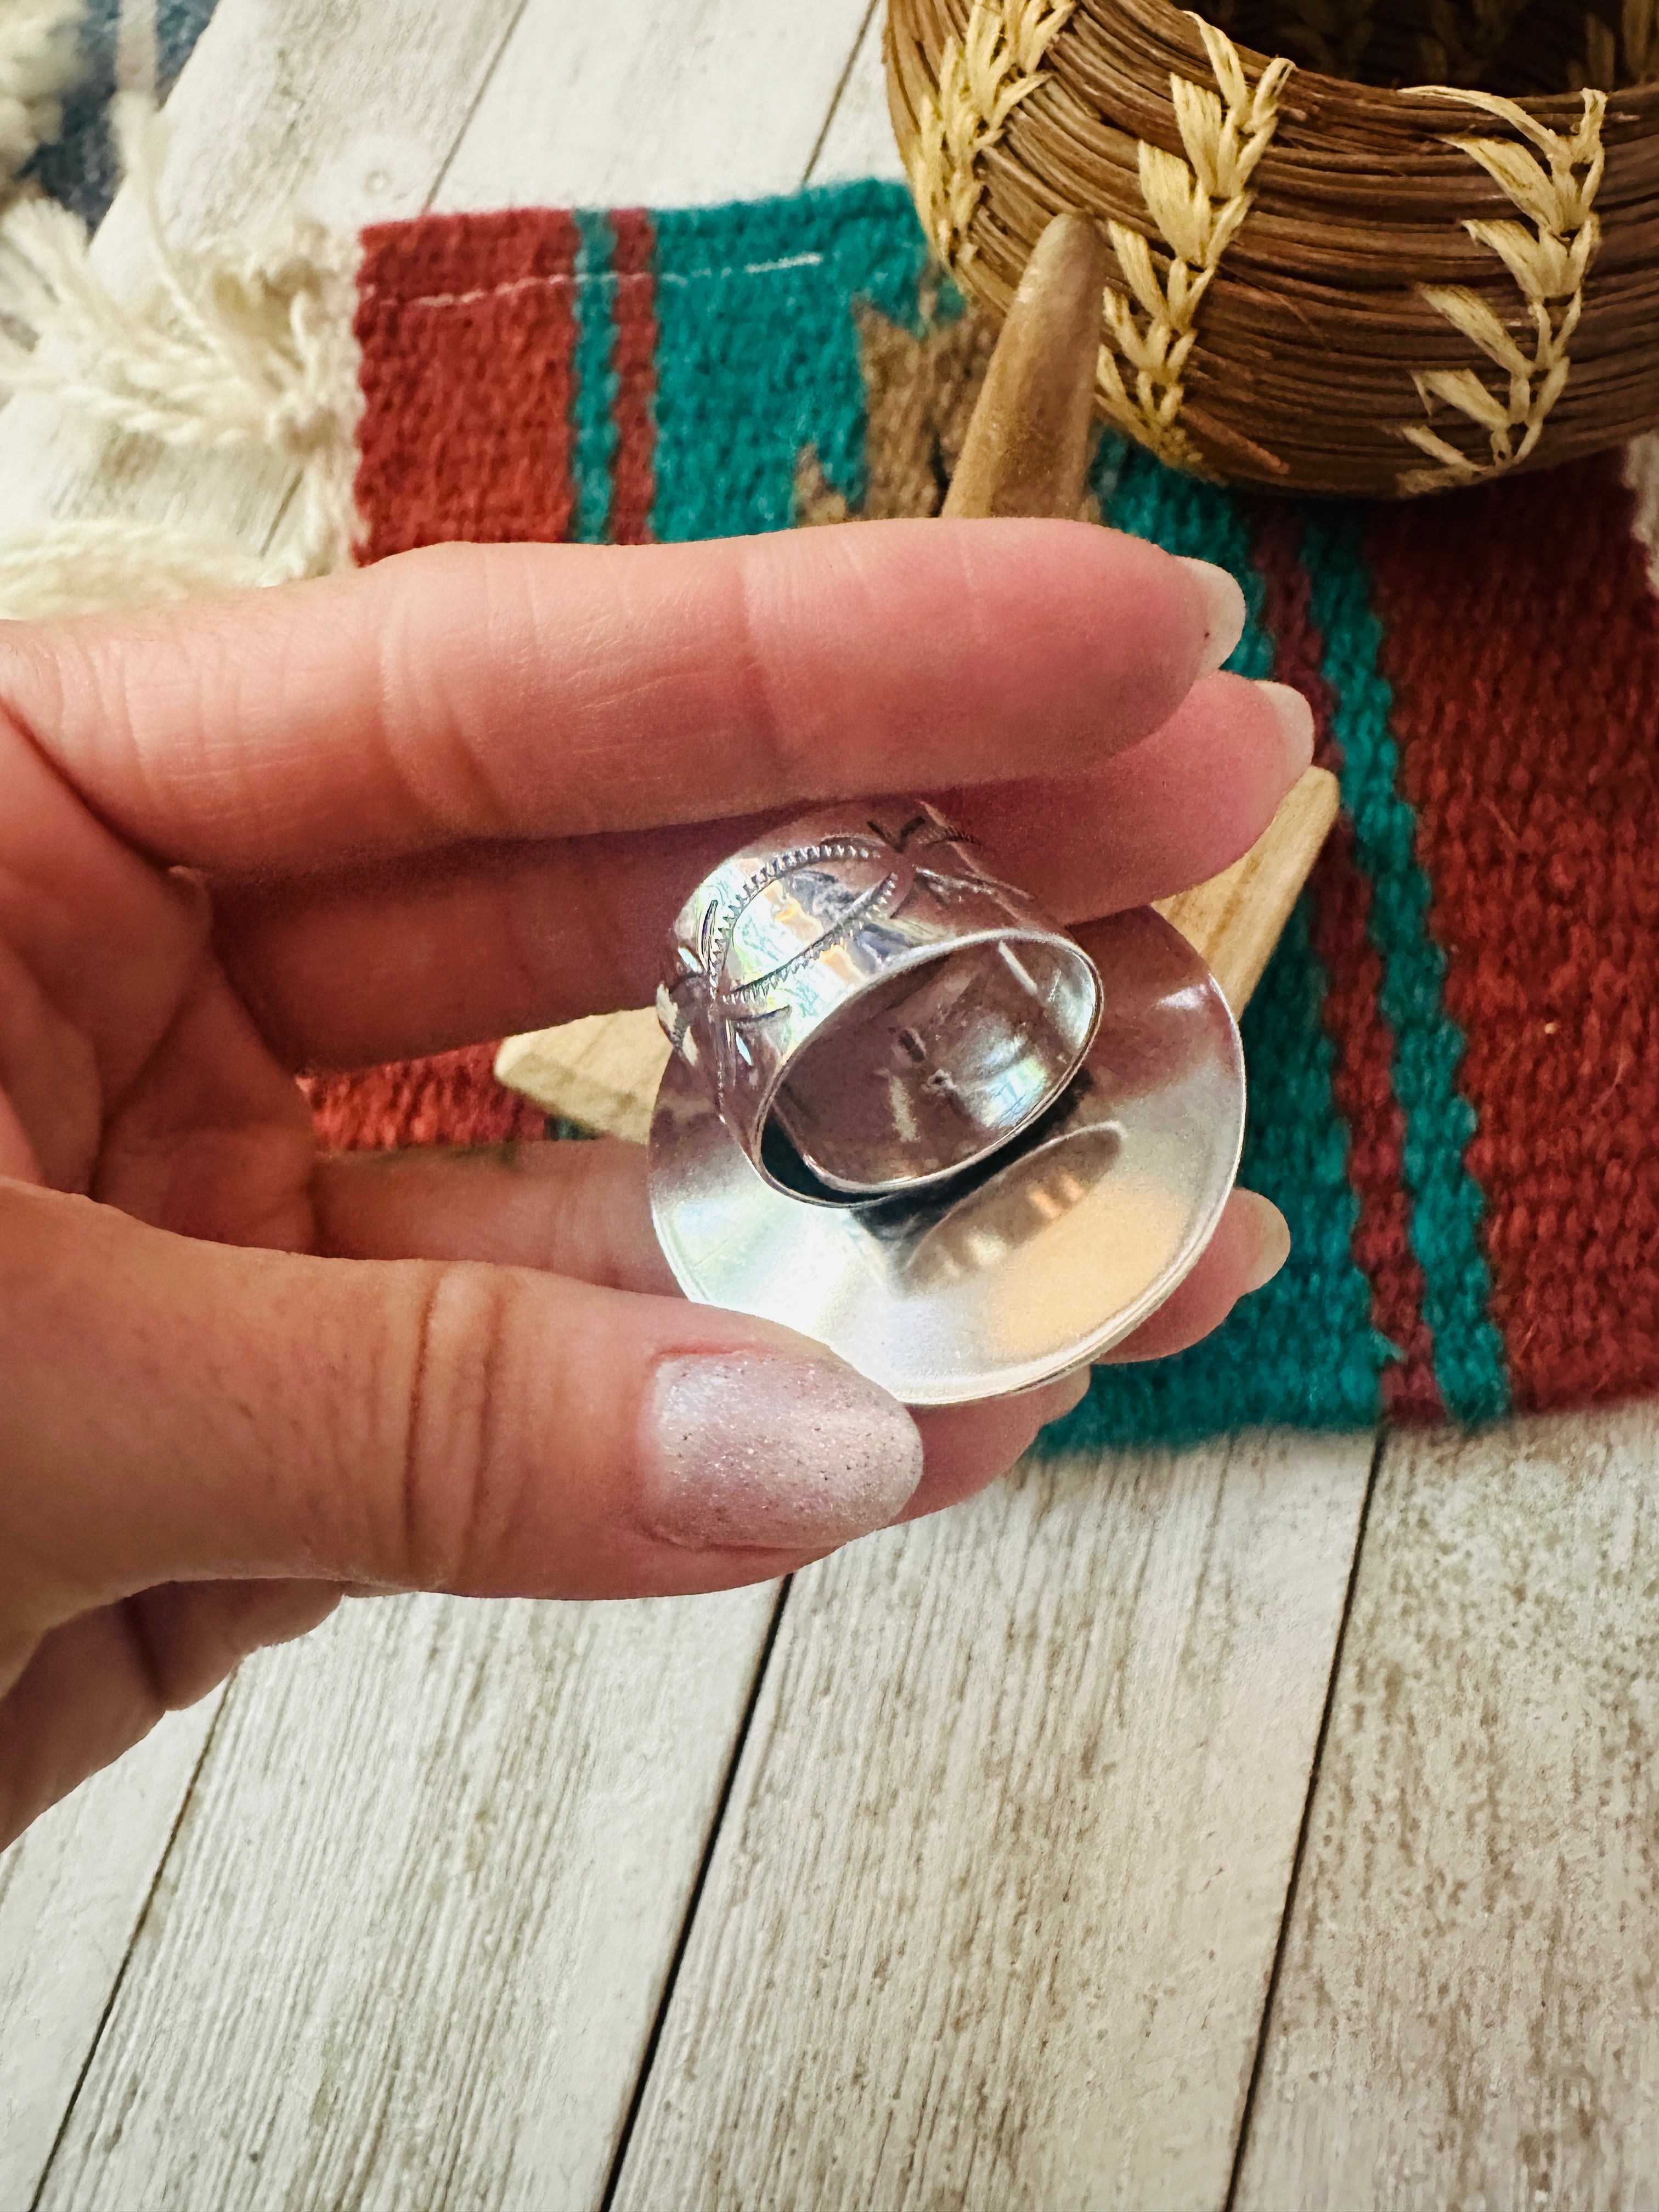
(726, 537, 820, 802)
(394, 1262, 535, 1593)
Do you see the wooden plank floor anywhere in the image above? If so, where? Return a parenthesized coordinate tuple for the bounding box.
(1235, 1405, 1659, 2212)
(613, 1435, 1371, 2212)
(3, 4, 1657, 2208)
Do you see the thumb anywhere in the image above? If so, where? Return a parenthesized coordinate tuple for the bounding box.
(1, 1181, 924, 1621)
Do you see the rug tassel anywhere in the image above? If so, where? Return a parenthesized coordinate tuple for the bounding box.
(0, 91, 363, 619)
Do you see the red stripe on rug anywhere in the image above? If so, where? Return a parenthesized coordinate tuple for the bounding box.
(354, 207, 582, 560)
(607, 208, 658, 543)
(317, 212, 587, 1150)
(1250, 504, 1445, 1422)
(1366, 455, 1659, 1412)
(303, 1045, 546, 1153)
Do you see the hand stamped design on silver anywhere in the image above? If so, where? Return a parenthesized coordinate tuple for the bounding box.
(648, 800, 1247, 1407)
(656, 802, 1103, 1199)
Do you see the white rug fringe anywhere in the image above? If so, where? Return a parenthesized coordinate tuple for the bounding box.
(0, 516, 267, 616)
(0, 90, 363, 619)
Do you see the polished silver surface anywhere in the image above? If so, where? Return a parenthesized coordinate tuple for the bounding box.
(650, 906, 1246, 1407)
(657, 802, 1102, 1199)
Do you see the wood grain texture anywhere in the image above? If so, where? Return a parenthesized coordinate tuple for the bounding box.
(0, 1701, 222, 2211)
(614, 1432, 1373, 2212)
(33, 1588, 778, 2212)
(1235, 1404, 1659, 2212)
(433, 0, 877, 211)
(805, 0, 905, 185)
(0, 0, 529, 550)
(940, 213, 1111, 523)
(495, 1013, 665, 1143)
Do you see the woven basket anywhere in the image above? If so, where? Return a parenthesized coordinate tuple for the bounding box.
(886, 0, 1659, 494)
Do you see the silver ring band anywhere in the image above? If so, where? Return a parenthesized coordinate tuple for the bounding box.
(656, 800, 1102, 1199)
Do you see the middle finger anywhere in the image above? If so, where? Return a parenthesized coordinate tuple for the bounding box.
(221, 673, 1310, 1070)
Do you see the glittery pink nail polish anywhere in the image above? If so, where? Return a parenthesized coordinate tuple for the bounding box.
(640, 1352, 923, 1551)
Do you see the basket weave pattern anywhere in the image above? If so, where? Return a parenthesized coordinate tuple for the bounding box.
(887, 0, 1659, 493)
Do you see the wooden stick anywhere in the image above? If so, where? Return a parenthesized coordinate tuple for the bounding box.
(495, 1013, 667, 1147)
(941, 212, 1108, 521)
(497, 215, 1338, 1138)
(1156, 766, 1338, 1012)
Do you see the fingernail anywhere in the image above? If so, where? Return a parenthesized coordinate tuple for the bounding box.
(1176, 556, 1247, 676)
(641, 1351, 924, 1551)
(1257, 679, 1316, 781)
(1240, 1193, 1293, 1291)
(1046, 1366, 1092, 1417)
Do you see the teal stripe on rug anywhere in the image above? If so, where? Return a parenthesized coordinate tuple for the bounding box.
(1043, 446, 1386, 1448)
(648, 182, 928, 542)
(1302, 509, 1511, 1422)
(571, 210, 620, 544)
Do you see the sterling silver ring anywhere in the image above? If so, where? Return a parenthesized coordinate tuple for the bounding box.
(655, 801, 1103, 1200)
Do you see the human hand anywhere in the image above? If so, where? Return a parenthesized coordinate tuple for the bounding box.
(0, 519, 1310, 1844)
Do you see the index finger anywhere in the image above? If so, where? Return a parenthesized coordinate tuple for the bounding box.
(0, 521, 1241, 877)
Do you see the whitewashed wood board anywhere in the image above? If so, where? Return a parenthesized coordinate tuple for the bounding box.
(32, 1587, 778, 2212)
(806, 0, 905, 186)
(1234, 1403, 1659, 2212)
(615, 1431, 1373, 2212)
(0, 1699, 223, 2211)
(433, 0, 878, 211)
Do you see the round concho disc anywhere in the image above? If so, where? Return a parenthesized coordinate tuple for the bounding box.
(648, 909, 1247, 1407)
